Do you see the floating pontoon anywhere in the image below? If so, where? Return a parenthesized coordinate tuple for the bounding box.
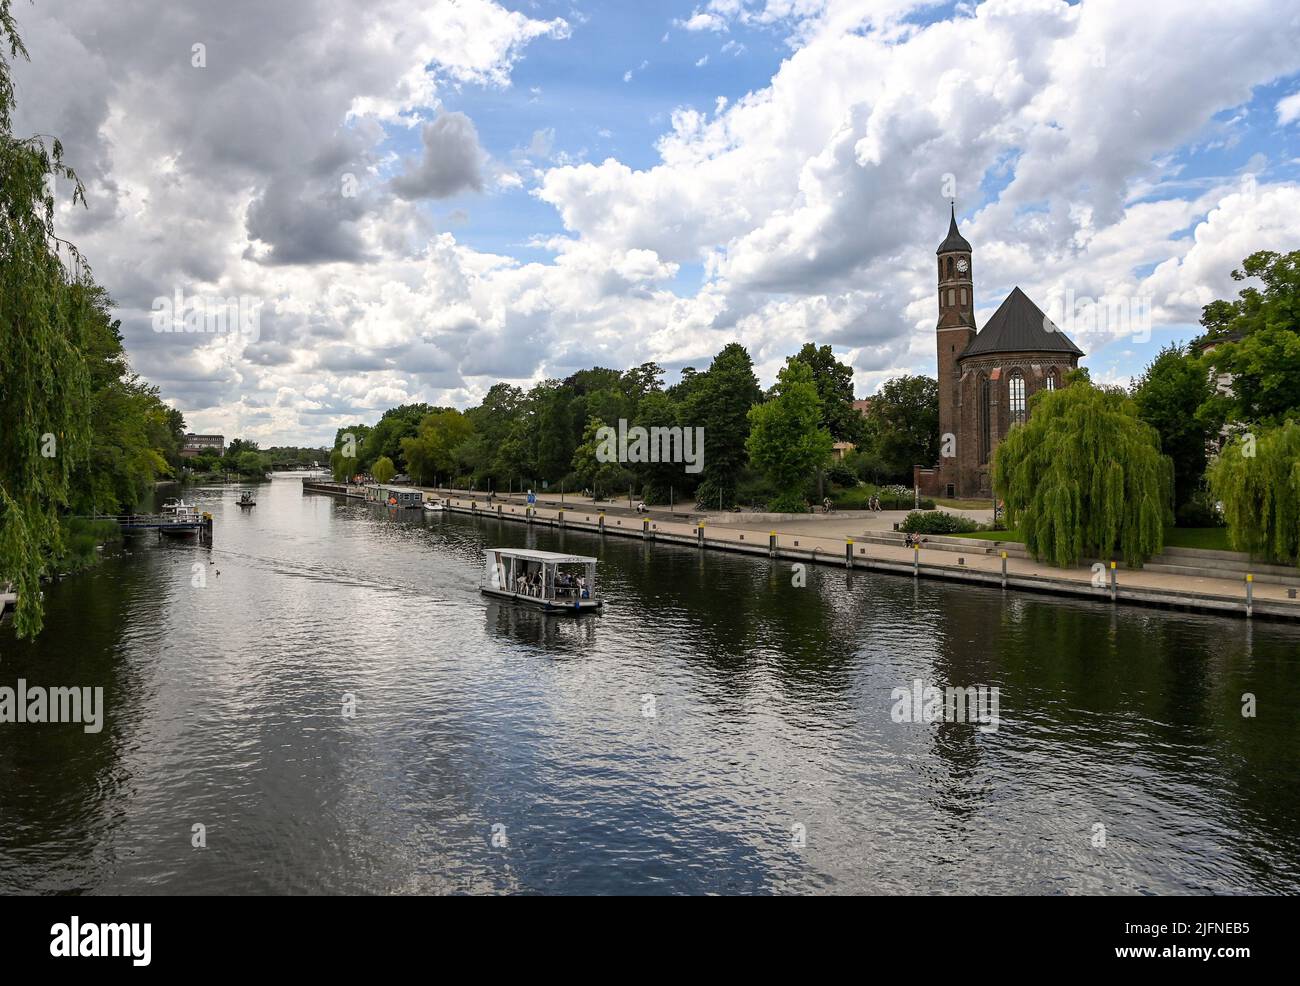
(481, 548, 602, 613)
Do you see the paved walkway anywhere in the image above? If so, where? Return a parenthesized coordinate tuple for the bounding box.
(416, 486, 1300, 621)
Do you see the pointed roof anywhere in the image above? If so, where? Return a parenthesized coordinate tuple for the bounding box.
(936, 203, 971, 255)
(962, 286, 1085, 357)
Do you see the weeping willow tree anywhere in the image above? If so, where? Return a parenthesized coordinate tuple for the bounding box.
(1207, 421, 1300, 565)
(992, 380, 1172, 568)
(1, 3, 93, 637)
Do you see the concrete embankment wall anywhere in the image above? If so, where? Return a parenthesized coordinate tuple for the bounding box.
(300, 484, 1299, 623)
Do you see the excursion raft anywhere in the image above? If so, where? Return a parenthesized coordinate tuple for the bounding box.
(480, 548, 602, 613)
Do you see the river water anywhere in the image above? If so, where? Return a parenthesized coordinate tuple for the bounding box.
(1, 473, 1298, 894)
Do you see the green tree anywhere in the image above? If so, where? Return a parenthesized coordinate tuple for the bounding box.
(683, 343, 762, 508)
(1207, 420, 1300, 565)
(236, 451, 265, 477)
(372, 456, 396, 485)
(570, 417, 626, 499)
(993, 381, 1172, 568)
(789, 342, 862, 443)
(867, 375, 939, 482)
(0, 7, 93, 636)
(632, 390, 684, 502)
(330, 424, 370, 481)
(401, 409, 475, 485)
(360, 404, 434, 471)
(746, 360, 834, 512)
(1195, 250, 1300, 426)
(1131, 344, 1213, 511)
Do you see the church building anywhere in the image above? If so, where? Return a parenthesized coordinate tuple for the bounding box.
(914, 207, 1084, 499)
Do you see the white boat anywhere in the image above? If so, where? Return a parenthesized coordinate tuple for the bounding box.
(423, 497, 446, 512)
(481, 548, 602, 613)
(160, 498, 181, 514)
(159, 503, 205, 536)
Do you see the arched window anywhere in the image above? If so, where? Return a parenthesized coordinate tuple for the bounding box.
(1046, 368, 1058, 391)
(960, 288, 967, 306)
(946, 257, 953, 277)
(1009, 369, 1026, 424)
(979, 375, 991, 463)
(938, 259, 943, 279)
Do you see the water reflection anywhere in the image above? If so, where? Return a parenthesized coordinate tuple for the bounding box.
(1, 475, 1298, 894)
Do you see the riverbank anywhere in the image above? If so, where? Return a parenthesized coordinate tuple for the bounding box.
(303, 481, 1300, 622)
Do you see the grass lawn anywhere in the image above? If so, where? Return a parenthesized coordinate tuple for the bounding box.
(1161, 527, 1232, 551)
(951, 529, 1024, 542)
(933, 497, 997, 511)
(950, 527, 1234, 552)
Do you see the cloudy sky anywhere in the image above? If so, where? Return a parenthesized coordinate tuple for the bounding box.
(12, 0, 1300, 445)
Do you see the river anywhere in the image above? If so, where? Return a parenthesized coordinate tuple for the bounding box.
(1, 473, 1298, 894)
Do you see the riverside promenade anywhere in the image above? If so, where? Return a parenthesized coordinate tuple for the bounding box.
(303, 481, 1300, 622)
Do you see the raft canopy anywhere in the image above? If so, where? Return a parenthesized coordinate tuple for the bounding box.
(482, 548, 597, 565)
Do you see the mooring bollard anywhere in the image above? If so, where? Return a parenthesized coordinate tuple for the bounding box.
(1110, 560, 1117, 601)
(845, 538, 853, 568)
(598, 511, 605, 533)
(769, 531, 777, 558)
(642, 517, 650, 539)
(558, 509, 564, 527)
(1001, 550, 1007, 588)
(913, 544, 919, 576)
(496, 504, 502, 517)
(1246, 573, 1254, 618)
(697, 521, 704, 547)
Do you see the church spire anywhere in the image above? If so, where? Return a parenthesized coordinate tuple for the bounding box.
(936, 202, 972, 255)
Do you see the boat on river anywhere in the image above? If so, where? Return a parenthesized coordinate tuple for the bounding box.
(160, 504, 205, 536)
(237, 490, 257, 508)
(423, 496, 445, 512)
(481, 548, 602, 613)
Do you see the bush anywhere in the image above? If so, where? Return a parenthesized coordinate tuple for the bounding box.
(1175, 490, 1225, 528)
(826, 461, 857, 487)
(900, 510, 979, 534)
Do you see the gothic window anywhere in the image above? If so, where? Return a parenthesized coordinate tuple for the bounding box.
(979, 375, 991, 463)
(938, 259, 943, 279)
(1009, 369, 1026, 424)
(947, 289, 955, 306)
(946, 257, 953, 277)
(1046, 368, 1058, 391)
(960, 288, 967, 305)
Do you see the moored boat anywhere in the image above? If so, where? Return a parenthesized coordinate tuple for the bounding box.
(423, 496, 445, 512)
(480, 548, 602, 613)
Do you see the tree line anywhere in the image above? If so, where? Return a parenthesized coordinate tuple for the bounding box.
(329, 344, 941, 512)
(1, 9, 188, 636)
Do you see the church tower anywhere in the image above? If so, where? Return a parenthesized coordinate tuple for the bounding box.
(935, 204, 975, 453)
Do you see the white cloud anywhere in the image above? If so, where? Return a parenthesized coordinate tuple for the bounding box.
(1277, 90, 1300, 125)
(11, 0, 1300, 446)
